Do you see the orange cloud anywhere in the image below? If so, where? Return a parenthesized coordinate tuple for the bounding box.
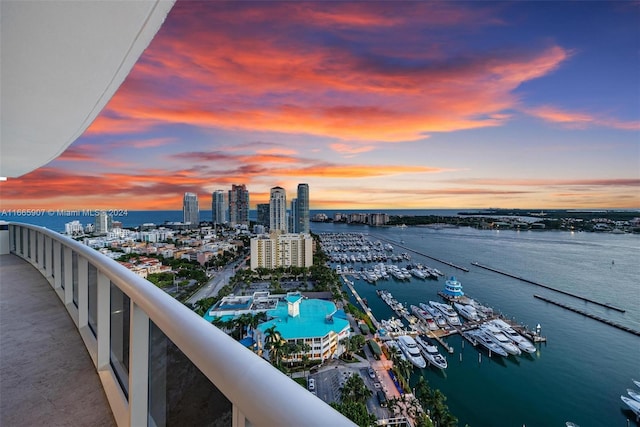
(526, 105, 640, 130)
(83, 3, 571, 142)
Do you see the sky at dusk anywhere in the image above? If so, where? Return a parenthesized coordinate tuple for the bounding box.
(3, 1, 639, 210)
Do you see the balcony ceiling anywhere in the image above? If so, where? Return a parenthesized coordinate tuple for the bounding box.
(0, 0, 175, 178)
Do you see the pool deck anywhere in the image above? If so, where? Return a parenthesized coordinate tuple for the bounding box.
(0, 254, 115, 426)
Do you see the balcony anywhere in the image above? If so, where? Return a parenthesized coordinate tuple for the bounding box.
(1, 223, 355, 427)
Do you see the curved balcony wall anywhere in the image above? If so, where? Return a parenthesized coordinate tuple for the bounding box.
(8, 223, 355, 427)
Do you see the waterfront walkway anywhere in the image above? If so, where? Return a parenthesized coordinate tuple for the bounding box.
(0, 255, 115, 426)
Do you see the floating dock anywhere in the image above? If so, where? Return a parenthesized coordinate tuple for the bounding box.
(372, 235, 469, 272)
(471, 262, 626, 313)
(533, 294, 640, 337)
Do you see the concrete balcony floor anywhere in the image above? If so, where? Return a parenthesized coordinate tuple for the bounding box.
(0, 254, 115, 426)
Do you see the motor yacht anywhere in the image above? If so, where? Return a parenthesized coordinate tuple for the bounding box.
(463, 329, 508, 357)
(621, 395, 640, 417)
(480, 324, 521, 355)
(489, 319, 536, 354)
(415, 335, 447, 369)
(396, 335, 427, 369)
(429, 301, 461, 326)
(453, 302, 480, 321)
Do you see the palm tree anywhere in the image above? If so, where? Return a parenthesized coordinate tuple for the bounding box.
(236, 313, 253, 338)
(340, 374, 371, 404)
(247, 311, 267, 336)
(210, 316, 226, 329)
(263, 325, 284, 367)
(301, 354, 310, 377)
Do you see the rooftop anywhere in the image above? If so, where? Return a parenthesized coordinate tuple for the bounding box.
(258, 299, 349, 340)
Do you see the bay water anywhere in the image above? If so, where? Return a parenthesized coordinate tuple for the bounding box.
(311, 221, 639, 427)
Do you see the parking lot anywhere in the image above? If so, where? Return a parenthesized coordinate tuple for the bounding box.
(307, 364, 391, 420)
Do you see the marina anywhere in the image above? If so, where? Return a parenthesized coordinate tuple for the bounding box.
(371, 234, 470, 272)
(315, 224, 640, 426)
(373, 283, 543, 358)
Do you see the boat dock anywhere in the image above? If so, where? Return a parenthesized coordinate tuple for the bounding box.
(533, 295, 640, 337)
(471, 262, 626, 313)
(342, 275, 380, 330)
(371, 234, 469, 272)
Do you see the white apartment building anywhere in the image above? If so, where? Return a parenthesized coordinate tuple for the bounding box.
(64, 220, 84, 235)
(250, 232, 313, 270)
(269, 186, 287, 233)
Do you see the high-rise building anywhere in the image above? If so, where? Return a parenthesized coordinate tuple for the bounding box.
(256, 203, 270, 226)
(229, 184, 249, 225)
(296, 183, 309, 233)
(183, 192, 200, 227)
(211, 190, 228, 225)
(94, 211, 112, 234)
(269, 186, 287, 233)
(289, 198, 298, 233)
(250, 232, 313, 270)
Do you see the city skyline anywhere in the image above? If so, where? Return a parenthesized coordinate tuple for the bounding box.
(1, 2, 639, 210)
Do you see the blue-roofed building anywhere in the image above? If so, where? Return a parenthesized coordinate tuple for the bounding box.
(256, 294, 351, 362)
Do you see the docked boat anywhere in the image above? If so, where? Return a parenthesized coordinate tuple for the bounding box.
(489, 319, 536, 354)
(429, 301, 461, 326)
(396, 335, 427, 369)
(621, 395, 640, 417)
(415, 335, 447, 369)
(479, 324, 521, 355)
(411, 305, 438, 330)
(463, 329, 508, 357)
(420, 303, 447, 328)
(628, 388, 640, 403)
(385, 340, 407, 362)
(453, 302, 480, 321)
(634, 379, 640, 389)
(411, 268, 427, 279)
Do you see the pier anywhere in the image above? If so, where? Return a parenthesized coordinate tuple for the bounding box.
(342, 275, 380, 330)
(371, 234, 469, 272)
(533, 295, 640, 337)
(471, 262, 626, 313)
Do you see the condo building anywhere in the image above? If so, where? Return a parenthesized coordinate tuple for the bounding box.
(296, 183, 310, 233)
(269, 186, 287, 233)
(229, 184, 250, 226)
(256, 203, 270, 227)
(250, 232, 313, 270)
(183, 192, 200, 227)
(211, 190, 228, 225)
(94, 211, 112, 235)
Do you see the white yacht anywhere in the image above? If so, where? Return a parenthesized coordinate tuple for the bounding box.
(415, 335, 447, 369)
(621, 395, 640, 417)
(628, 388, 640, 403)
(463, 329, 507, 357)
(489, 319, 536, 354)
(411, 305, 439, 330)
(420, 303, 447, 328)
(453, 302, 480, 321)
(396, 335, 427, 369)
(480, 324, 521, 355)
(411, 268, 427, 279)
(429, 301, 461, 326)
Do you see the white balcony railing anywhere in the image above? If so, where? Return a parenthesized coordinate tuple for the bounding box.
(8, 223, 355, 427)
